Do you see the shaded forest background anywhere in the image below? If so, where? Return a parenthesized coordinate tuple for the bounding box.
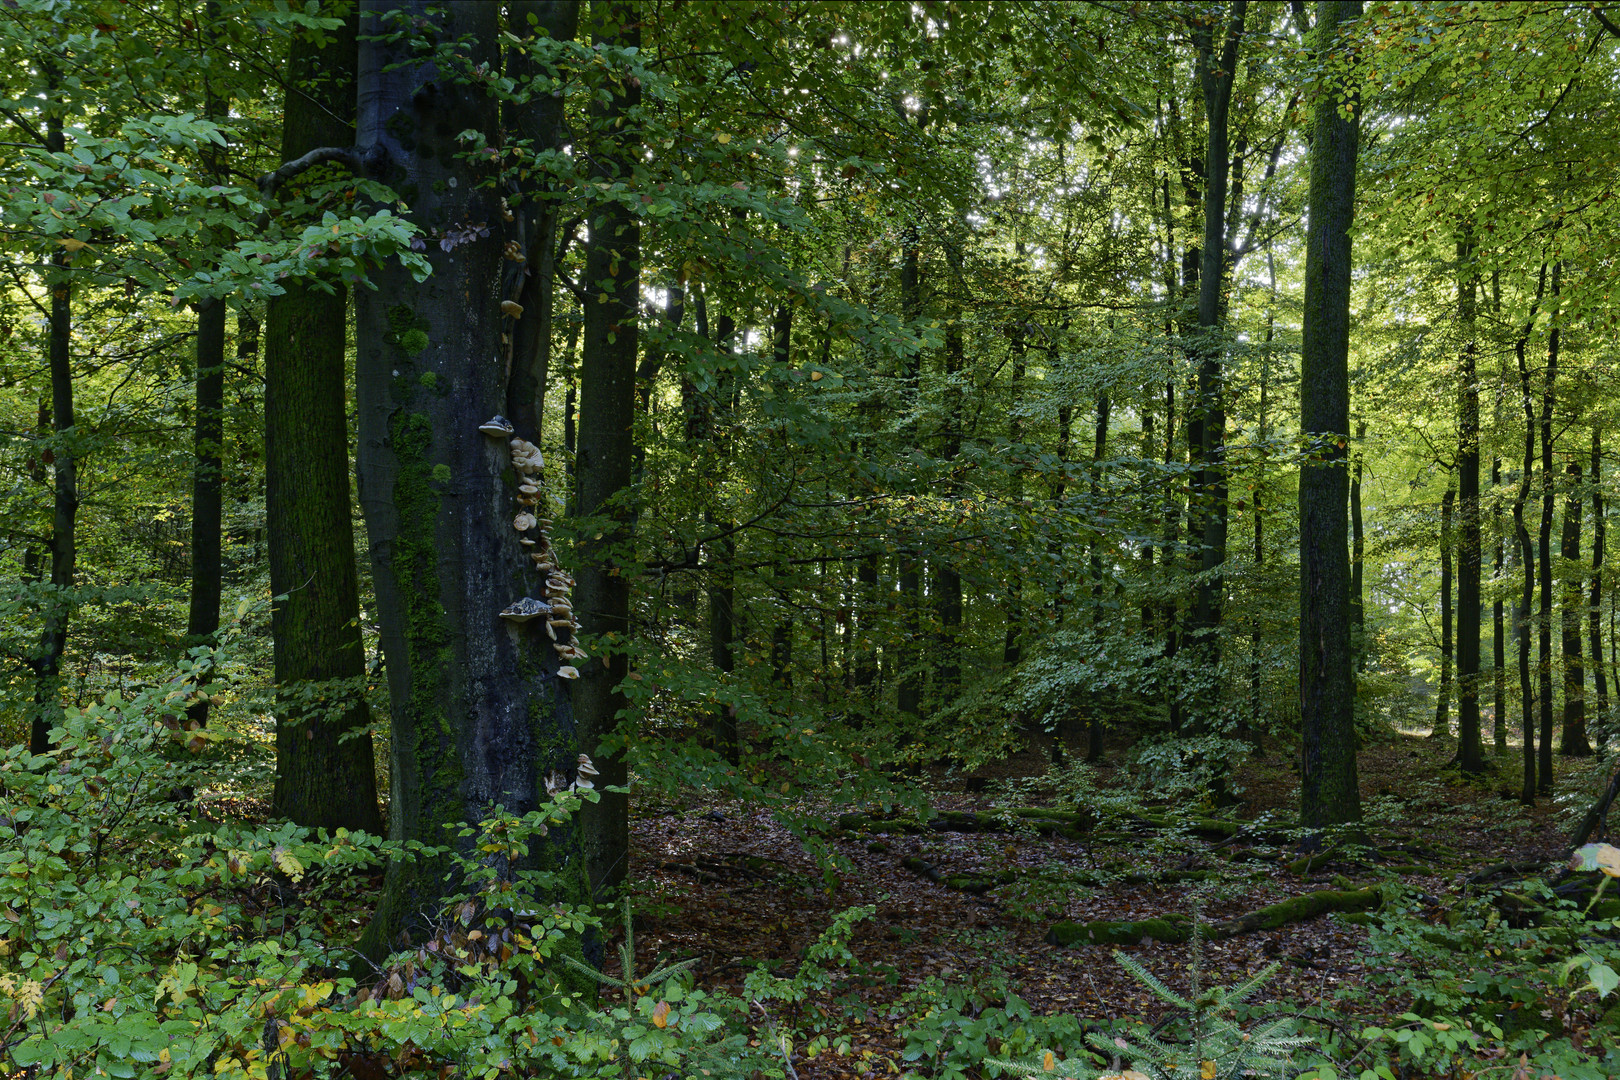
(5, 1, 1620, 1078)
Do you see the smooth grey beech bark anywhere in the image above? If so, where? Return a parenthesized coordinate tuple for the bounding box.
(1298, 0, 1363, 836)
(265, 10, 382, 834)
(351, 0, 586, 959)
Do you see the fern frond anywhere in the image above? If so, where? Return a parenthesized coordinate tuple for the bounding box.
(1110, 947, 1192, 1009)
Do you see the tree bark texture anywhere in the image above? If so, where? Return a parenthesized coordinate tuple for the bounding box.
(1537, 263, 1560, 795)
(1493, 453, 1507, 752)
(266, 10, 382, 834)
(353, 0, 584, 957)
(572, 0, 641, 900)
(1298, 0, 1363, 835)
(1591, 430, 1609, 743)
(1432, 483, 1454, 740)
(1512, 266, 1545, 803)
(1189, 1, 1246, 727)
(1454, 232, 1483, 770)
(32, 81, 75, 755)
(1561, 460, 1591, 755)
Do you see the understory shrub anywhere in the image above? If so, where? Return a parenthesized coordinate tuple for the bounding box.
(0, 671, 782, 1079)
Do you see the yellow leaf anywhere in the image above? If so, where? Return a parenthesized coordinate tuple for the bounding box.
(652, 1000, 670, 1028)
(58, 238, 89, 252)
(272, 844, 305, 882)
(1043, 1051, 1056, 1071)
(1201, 1061, 1217, 1080)
(715, 133, 731, 144)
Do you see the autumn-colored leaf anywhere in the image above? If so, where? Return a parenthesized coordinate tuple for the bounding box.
(652, 1000, 671, 1028)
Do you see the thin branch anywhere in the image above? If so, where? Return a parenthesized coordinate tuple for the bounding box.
(257, 146, 363, 199)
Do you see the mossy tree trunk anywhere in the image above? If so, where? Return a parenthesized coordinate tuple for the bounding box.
(572, 0, 640, 902)
(1298, 0, 1363, 838)
(353, 0, 584, 959)
(265, 10, 382, 834)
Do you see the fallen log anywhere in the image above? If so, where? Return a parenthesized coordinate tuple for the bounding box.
(1045, 886, 1383, 947)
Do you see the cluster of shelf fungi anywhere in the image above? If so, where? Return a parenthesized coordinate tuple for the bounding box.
(480, 415, 587, 680)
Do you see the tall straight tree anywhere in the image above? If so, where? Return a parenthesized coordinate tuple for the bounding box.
(1511, 266, 1546, 803)
(572, 0, 640, 901)
(264, 10, 382, 833)
(1591, 430, 1609, 740)
(1537, 262, 1561, 795)
(1298, 0, 1363, 836)
(1186, 1, 1245, 723)
(1561, 459, 1592, 755)
(1453, 230, 1484, 770)
(351, 0, 585, 958)
(1432, 481, 1454, 740)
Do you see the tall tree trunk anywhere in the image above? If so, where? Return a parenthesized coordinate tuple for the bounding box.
(1086, 390, 1110, 763)
(1537, 263, 1561, 796)
(352, 0, 583, 959)
(1003, 315, 1026, 666)
(573, 0, 640, 899)
(266, 10, 382, 833)
(1351, 421, 1366, 669)
(185, 40, 229, 729)
(1432, 483, 1454, 740)
(897, 229, 923, 718)
(1494, 451, 1508, 752)
(32, 79, 74, 755)
(1561, 459, 1592, 755)
(1454, 231, 1484, 770)
(1591, 430, 1609, 744)
(1513, 265, 1546, 803)
(1188, 1, 1247, 729)
(935, 305, 964, 701)
(706, 311, 738, 765)
(1298, 0, 1363, 837)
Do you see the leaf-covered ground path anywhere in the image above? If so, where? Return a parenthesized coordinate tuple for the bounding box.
(621, 733, 1605, 1078)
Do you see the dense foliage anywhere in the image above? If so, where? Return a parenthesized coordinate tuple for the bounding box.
(5, 0, 1620, 1077)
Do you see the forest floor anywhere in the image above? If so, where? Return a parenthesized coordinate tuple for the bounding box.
(622, 731, 1614, 1079)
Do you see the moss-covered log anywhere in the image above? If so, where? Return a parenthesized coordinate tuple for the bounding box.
(1046, 887, 1383, 947)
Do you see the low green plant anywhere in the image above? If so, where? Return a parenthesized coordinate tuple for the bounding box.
(990, 944, 1311, 1080)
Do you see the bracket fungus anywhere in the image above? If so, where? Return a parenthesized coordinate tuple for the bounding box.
(499, 597, 550, 623)
(478, 415, 515, 438)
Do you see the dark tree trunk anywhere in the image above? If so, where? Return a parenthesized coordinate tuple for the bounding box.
(1003, 317, 1026, 666)
(1513, 265, 1546, 803)
(1188, 1, 1247, 729)
(572, 1, 640, 898)
(1298, 0, 1363, 836)
(1494, 453, 1508, 752)
(1591, 430, 1609, 743)
(1561, 460, 1592, 756)
(1538, 263, 1561, 795)
(935, 289, 964, 702)
(352, 0, 584, 959)
(1454, 232, 1484, 771)
(32, 82, 75, 755)
(1086, 391, 1110, 763)
(266, 10, 382, 833)
(1351, 422, 1365, 669)
(1433, 483, 1454, 740)
(897, 230, 923, 718)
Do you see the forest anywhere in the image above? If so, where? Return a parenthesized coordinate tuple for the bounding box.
(5, 0, 1620, 1076)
